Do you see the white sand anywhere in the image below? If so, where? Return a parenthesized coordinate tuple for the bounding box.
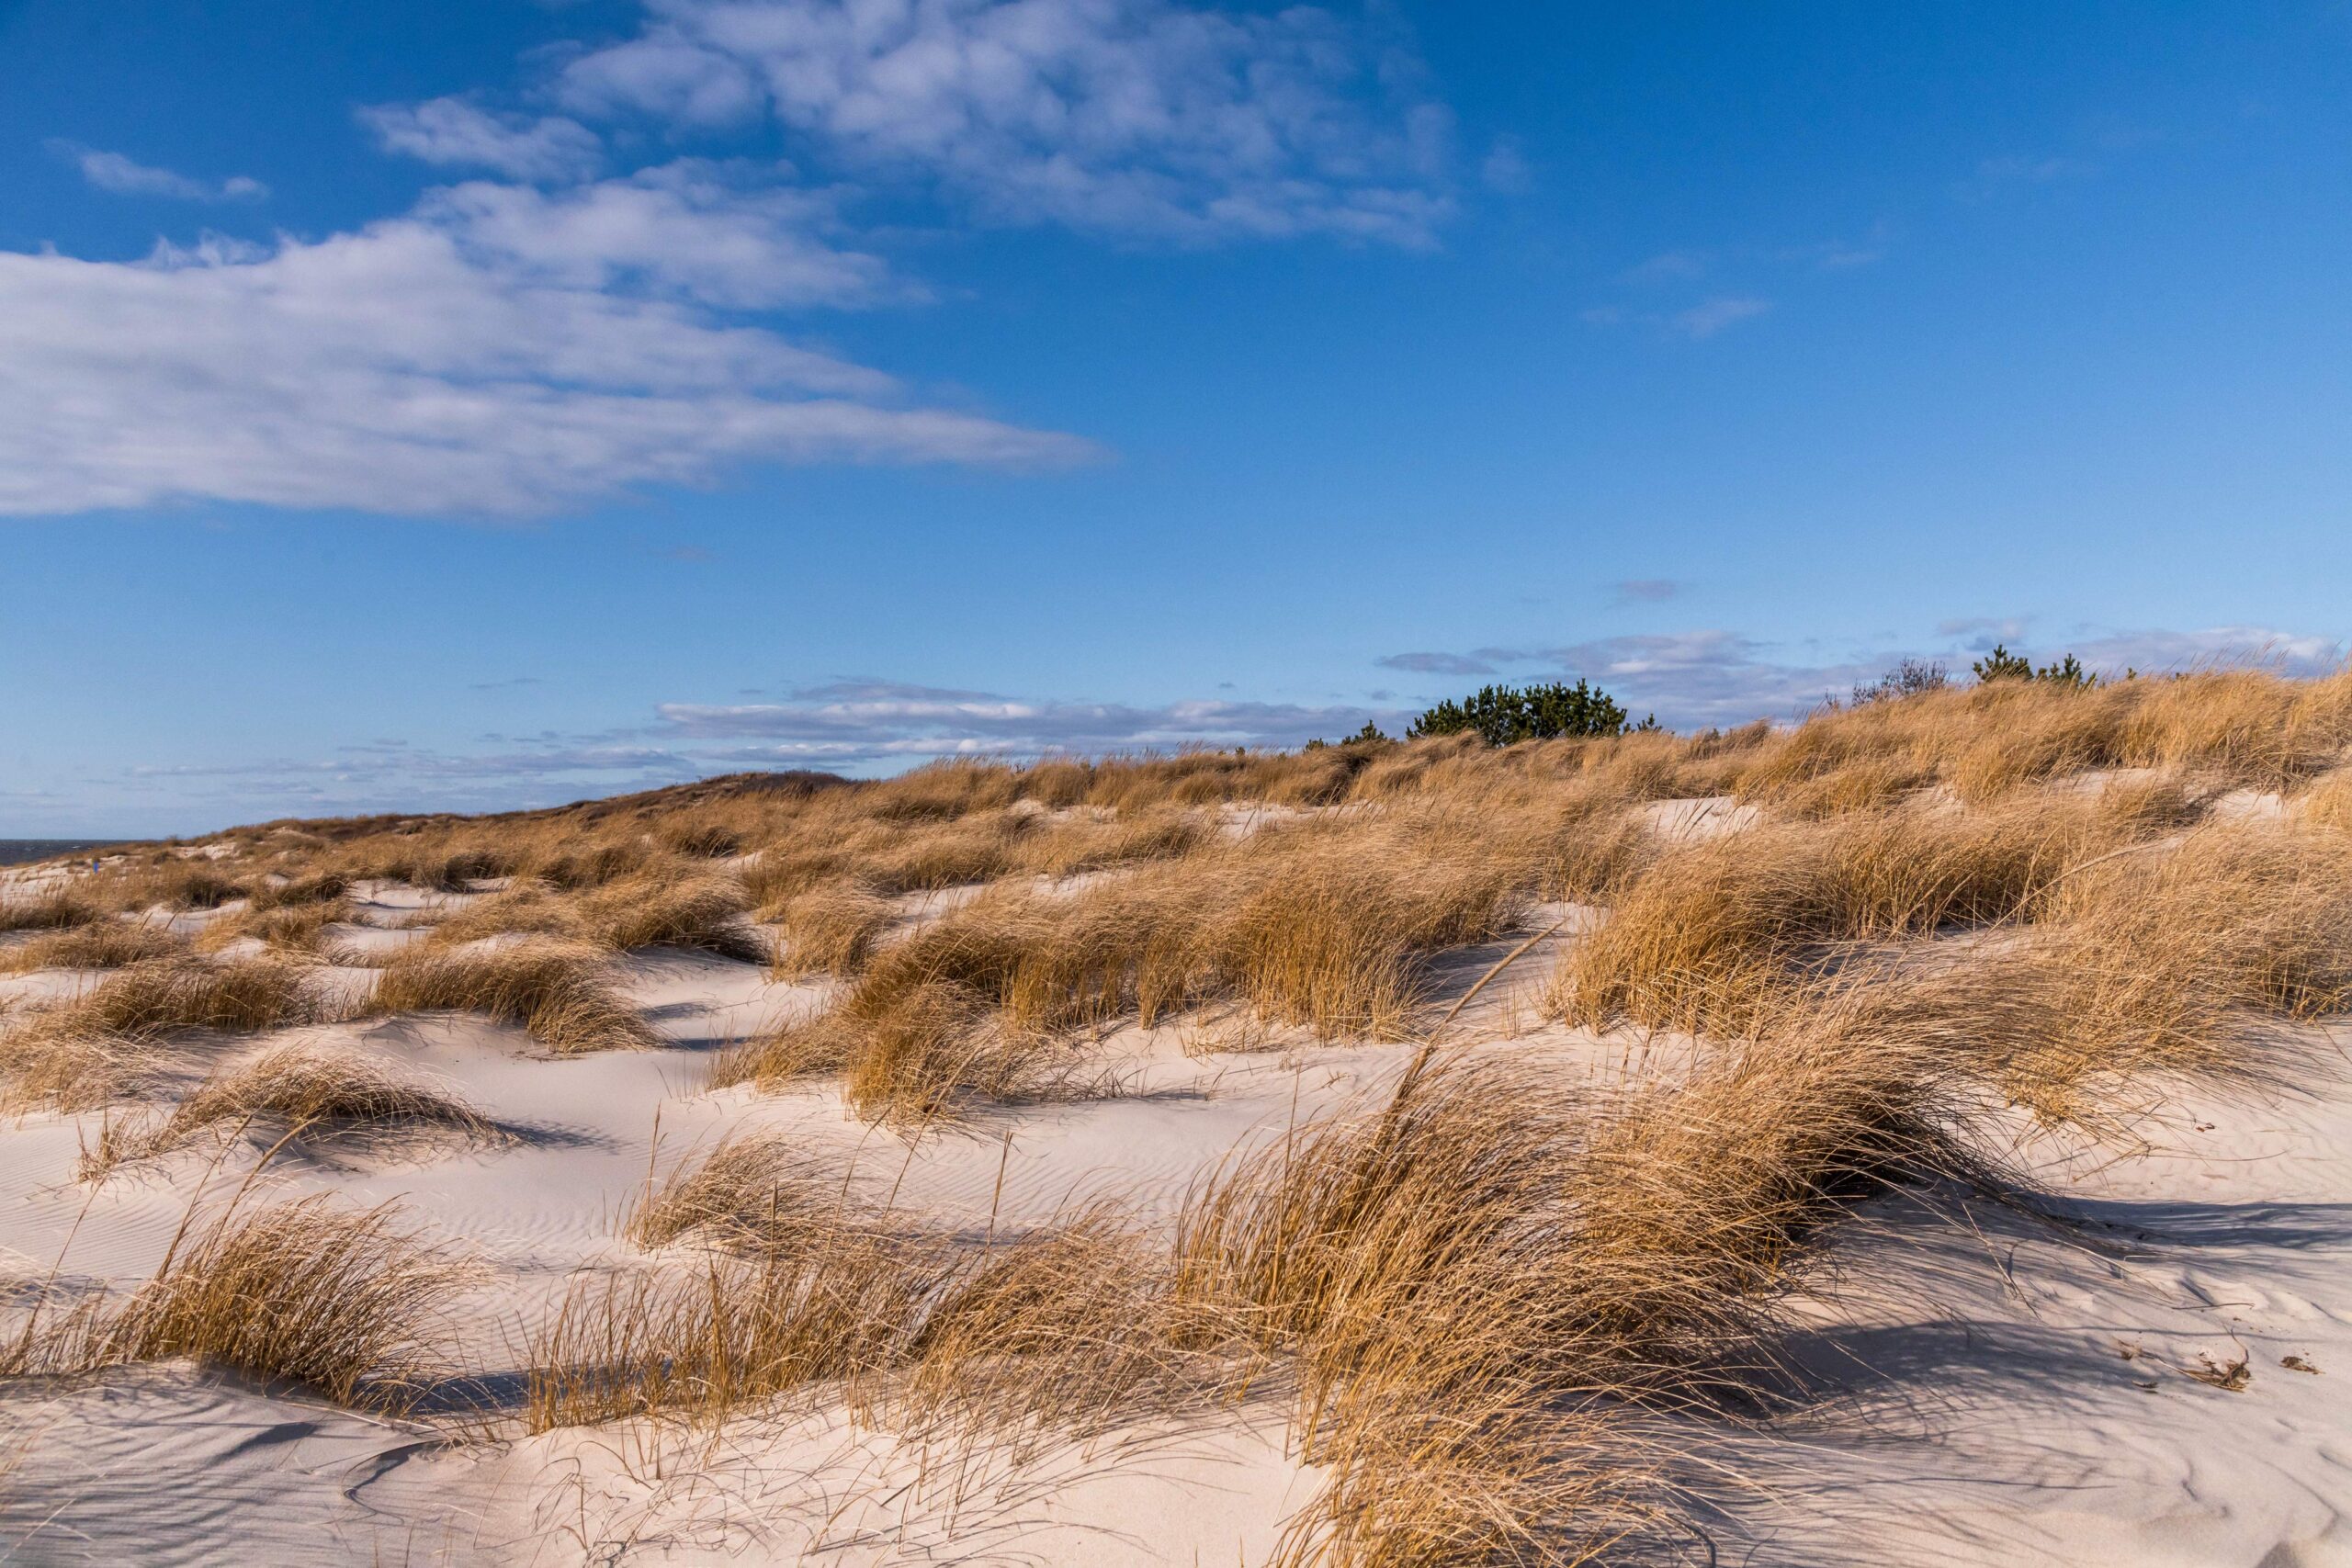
(0, 877, 2345, 1563)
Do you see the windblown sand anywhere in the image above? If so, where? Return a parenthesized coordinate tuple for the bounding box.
(1, 764, 2348, 1564)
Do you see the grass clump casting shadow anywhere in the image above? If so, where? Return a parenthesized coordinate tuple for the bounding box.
(0, 921, 187, 974)
(80, 1038, 503, 1179)
(369, 938, 658, 1055)
(0, 955, 326, 1111)
(7, 1194, 465, 1412)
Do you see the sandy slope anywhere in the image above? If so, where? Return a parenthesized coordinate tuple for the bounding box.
(0, 887, 2346, 1563)
(1729, 1066, 2352, 1568)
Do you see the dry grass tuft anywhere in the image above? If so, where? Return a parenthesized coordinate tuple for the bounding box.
(0, 890, 97, 933)
(80, 1039, 500, 1178)
(93, 858, 250, 913)
(0, 1028, 164, 1113)
(12, 1195, 463, 1410)
(0, 956, 324, 1111)
(767, 884, 895, 977)
(580, 868, 766, 961)
(1217, 834, 1523, 1039)
(535, 835, 660, 891)
(726, 818, 1523, 1121)
(1172, 1001, 2000, 1566)
(714, 979, 1091, 1122)
(424, 866, 765, 961)
(368, 938, 657, 1054)
(193, 900, 353, 956)
(523, 1232, 940, 1432)
(0, 920, 186, 973)
(31, 955, 322, 1040)
(901, 1207, 1214, 1453)
(626, 1130, 847, 1253)
(1557, 796, 2125, 1033)
(246, 870, 350, 911)
(424, 884, 587, 946)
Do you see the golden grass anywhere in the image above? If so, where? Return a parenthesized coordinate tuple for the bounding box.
(625, 1130, 844, 1252)
(767, 883, 895, 977)
(245, 869, 350, 910)
(1739, 670, 2352, 809)
(2299, 768, 2352, 830)
(80, 1039, 500, 1178)
(524, 1231, 939, 1432)
(1217, 832, 1523, 1037)
(1170, 998, 1998, 1567)
(92, 857, 250, 913)
(0, 955, 326, 1111)
(1556, 795, 2134, 1033)
(192, 899, 352, 955)
(713, 979, 1090, 1123)
(424, 884, 586, 945)
(558, 1137, 1214, 1450)
(424, 865, 765, 961)
(534, 834, 660, 891)
(0, 920, 186, 973)
(11, 1195, 463, 1411)
(578, 868, 766, 961)
(30, 955, 321, 1039)
(723, 818, 1523, 1121)
(17, 664, 2352, 1562)
(0, 1029, 163, 1113)
(899, 1206, 1213, 1455)
(0, 889, 96, 933)
(368, 938, 657, 1054)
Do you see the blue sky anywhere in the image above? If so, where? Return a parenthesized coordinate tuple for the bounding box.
(5, 0, 2349, 835)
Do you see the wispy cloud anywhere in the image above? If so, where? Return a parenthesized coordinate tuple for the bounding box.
(556, 0, 1458, 246)
(70, 677, 1402, 827)
(1775, 227, 1890, 270)
(1374, 651, 1496, 676)
(359, 97, 604, 183)
(413, 162, 903, 310)
(47, 141, 266, 202)
(1479, 136, 1532, 195)
(1934, 615, 2031, 649)
(0, 167, 1091, 518)
(11, 0, 1472, 521)
(1373, 624, 2342, 728)
(1673, 296, 1771, 339)
(1612, 578, 1679, 604)
(51, 630, 2348, 833)
(1954, 153, 2097, 200)
(656, 679, 1396, 759)
(1623, 250, 1707, 284)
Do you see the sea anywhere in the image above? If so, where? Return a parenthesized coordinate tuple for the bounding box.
(0, 840, 141, 867)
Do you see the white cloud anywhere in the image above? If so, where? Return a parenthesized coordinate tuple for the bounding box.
(1478, 136, 1532, 195)
(2067, 626, 2339, 677)
(0, 176, 1092, 518)
(1377, 624, 2345, 729)
(358, 96, 605, 182)
(656, 679, 1395, 757)
(13, 1, 1474, 522)
(417, 162, 901, 308)
(1673, 295, 1770, 339)
(557, 0, 1456, 245)
(63, 679, 1398, 828)
(1374, 651, 1495, 676)
(47, 141, 267, 202)
(1954, 153, 2096, 201)
(1623, 249, 1706, 284)
(1612, 578, 1679, 604)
